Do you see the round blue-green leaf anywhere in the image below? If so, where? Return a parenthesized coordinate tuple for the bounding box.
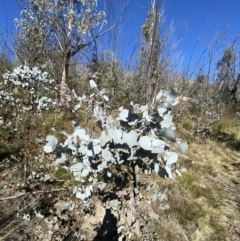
(139, 136, 153, 150)
(100, 131, 108, 147)
(126, 130, 138, 147)
(70, 163, 84, 176)
(166, 152, 178, 166)
(43, 135, 58, 153)
(119, 109, 129, 122)
(76, 191, 86, 200)
(176, 142, 188, 154)
(164, 88, 178, 105)
(162, 128, 176, 141)
(89, 79, 97, 89)
(81, 169, 90, 177)
(165, 166, 173, 179)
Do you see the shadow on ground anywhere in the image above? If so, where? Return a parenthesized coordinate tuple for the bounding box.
(92, 208, 119, 241)
(213, 131, 240, 152)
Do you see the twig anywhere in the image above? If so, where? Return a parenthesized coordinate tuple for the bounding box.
(183, 233, 190, 241)
(0, 224, 22, 240)
(32, 188, 67, 194)
(178, 153, 195, 162)
(0, 188, 68, 201)
(0, 192, 26, 201)
(23, 163, 27, 186)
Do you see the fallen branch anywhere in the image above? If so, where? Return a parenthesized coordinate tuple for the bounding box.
(0, 188, 68, 201)
(0, 192, 26, 201)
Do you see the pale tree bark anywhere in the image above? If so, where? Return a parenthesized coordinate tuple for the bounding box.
(145, 0, 161, 114)
(59, 0, 73, 105)
(15, 0, 129, 106)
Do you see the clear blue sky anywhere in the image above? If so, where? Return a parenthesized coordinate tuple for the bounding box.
(0, 0, 240, 71)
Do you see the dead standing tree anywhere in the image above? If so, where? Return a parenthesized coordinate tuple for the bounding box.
(143, 0, 161, 113)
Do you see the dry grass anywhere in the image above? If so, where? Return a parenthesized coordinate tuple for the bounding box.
(1, 109, 240, 240)
(136, 116, 240, 241)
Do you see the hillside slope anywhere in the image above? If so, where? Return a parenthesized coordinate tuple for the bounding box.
(0, 116, 240, 241)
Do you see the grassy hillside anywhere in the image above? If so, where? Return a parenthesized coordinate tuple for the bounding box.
(0, 107, 240, 241)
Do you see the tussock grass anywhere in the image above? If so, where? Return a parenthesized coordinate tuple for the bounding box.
(1, 105, 240, 240)
(140, 115, 240, 240)
(213, 117, 240, 140)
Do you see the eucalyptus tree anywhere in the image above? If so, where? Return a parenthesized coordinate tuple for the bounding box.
(216, 45, 240, 102)
(15, 0, 125, 103)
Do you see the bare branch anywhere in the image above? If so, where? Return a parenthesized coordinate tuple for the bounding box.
(0, 188, 68, 201)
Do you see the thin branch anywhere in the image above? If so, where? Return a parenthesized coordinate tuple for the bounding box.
(54, 33, 63, 52)
(71, 22, 121, 57)
(0, 188, 68, 201)
(0, 192, 26, 201)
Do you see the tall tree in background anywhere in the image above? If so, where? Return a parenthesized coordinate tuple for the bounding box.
(217, 45, 240, 102)
(15, 0, 116, 103)
(140, 0, 178, 113)
(141, 0, 161, 112)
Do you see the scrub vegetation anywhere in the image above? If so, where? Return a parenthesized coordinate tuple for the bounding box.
(0, 0, 240, 240)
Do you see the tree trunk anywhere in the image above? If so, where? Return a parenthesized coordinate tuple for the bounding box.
(59, 52, 71, 107)
(59, 0, 74, 107)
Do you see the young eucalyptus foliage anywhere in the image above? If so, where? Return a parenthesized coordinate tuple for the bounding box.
(0, 64, 58, 137)
(2, 64, 58, 111)
(44, 80, 188, 203)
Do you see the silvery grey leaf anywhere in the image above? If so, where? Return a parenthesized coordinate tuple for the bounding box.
(100, 131, 108, 147)
(166, 152, 178, 166)
(97, 161, 108, 172)
(139, 105, 148, 112)
(162, 128, 176, 141)
(151, 139, 168, 153)
(70, 163, 84, 176)
(103, 95, 109, 101)
(72, 103, 81, 112)
(172, 97, 179, 106)
(72, 89, 78, 98)
(81, 169, 90, 177)
(93, 144, 102, 155)
(43, 135, 58, 153)
(119, 109, 129, 122)
(89, 79, 97, 89)
(117, 225, 125, 234)
(102, 149, 113, 162)
(108, 129, 122, 144)
(126, 130, 138, 147)
(139, 136, 153, 150)
(76, 191, 86, 200)
(73, 186, 78, 195)
(165, 166, 173, 179)
(98, 182, 107, 191)
(164, 88, 178, 105)
(154, 163, 159, 173)
(157, 107, 167, 116)
(176, 142, 188, 154)
(156, 90, 163, 100)
(160, 120, 171, 128)
(43, 174, 51, 182)
(134, 187, 139, 195)
(55, 153, 67, 164)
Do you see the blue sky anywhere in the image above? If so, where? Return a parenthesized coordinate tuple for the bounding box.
(0, 0, 240, 71)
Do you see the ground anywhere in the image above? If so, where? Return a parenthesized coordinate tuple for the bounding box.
(0, 115, 240, 241)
